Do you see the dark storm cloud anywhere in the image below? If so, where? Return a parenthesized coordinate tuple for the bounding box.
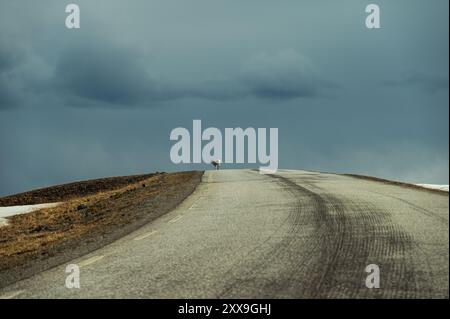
(188, 49, 332, 101)
(0, 44, 25, 109)
(52, 46, 329, 107)
(54, 45, 183, 106)
(241, 50, 328, 99)
(0, 78, 19, 109)
(0, 49, 21, 73)
(2, 21, 331, 111)
(380, 72, 449, 93)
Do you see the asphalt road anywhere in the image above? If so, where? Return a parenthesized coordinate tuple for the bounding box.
(0, 169, 448, 298)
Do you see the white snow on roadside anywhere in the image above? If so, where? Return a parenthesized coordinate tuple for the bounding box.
(0, 203, 61, 227)
(416, 184, 449, 192)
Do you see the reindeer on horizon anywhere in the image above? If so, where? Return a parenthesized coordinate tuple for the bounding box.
(211, 159, 221, 170)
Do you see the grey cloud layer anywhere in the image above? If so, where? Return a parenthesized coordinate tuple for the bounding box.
(1, 41, 330, 109)
(380, 72, 449, 93)
(0, 45, 25, 109)
(0, 0, 448, 195)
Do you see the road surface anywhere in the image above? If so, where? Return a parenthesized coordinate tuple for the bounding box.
(0, 169, 448, 298)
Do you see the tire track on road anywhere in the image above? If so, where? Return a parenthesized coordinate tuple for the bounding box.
(366, 190, 448, 226)
(217, 173, 327, 298)
(269, 173, 430, 298)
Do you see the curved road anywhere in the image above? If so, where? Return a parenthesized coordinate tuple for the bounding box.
(0, 169, 448, 298)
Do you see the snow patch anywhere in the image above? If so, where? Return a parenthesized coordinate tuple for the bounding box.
(416, 184, 449, 192)
(0, 203, 61, 227)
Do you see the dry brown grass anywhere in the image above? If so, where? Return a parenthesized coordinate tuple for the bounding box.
(0, 173, 157, 206)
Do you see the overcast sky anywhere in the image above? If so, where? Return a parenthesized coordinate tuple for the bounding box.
(0, 0, 448, 196)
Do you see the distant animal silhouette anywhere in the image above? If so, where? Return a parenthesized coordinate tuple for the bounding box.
(211, 159, 221, 170)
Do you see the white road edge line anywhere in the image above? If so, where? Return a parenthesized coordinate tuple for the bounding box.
(188, 200, 199, 210)
(0, 290, 25, 299)
(78, 255, 105, 268)
(168, 215, 183, 224)
(133, 230, 158, 241)
(188, 195, 204, 211)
